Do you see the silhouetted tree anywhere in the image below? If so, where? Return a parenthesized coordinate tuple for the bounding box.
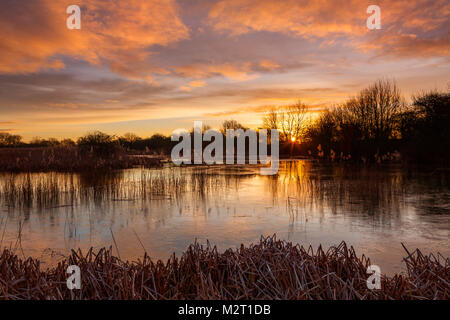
(118, 132, 142, 150)
(77, 131, 120, 157)
(347, 79, 404, 146)
(262, 102, 307, 142)
(279, 102, 307, 142)
(0, 132, 22, 147)
(144, 133, 173, 154)
(399, 90, 450, 163)
(221, 120, 246, 134)
(262, 108, 278, 130)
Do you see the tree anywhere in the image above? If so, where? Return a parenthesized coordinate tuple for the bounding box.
(305, 110, 336, 153)
(221, 120, 246, 134)
(303, 80, 404, 160)
(262, 108, 278, 130)
(348, 79, 404, 144)
(60, 138, 76, 146)
(119, 132, 141, 149)
(146, 133, 172, 152)
(284, 102, 307, 141)
(0, 132, 22, 147)
(399, 90, 450, 163)
(122, 132, 140, 144)
(77, 131, 119, 156)
(263, 102, 307, 142)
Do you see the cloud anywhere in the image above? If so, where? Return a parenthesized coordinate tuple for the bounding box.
(357, 0, 450, 58)
(1, 0, 448, 139)
(199, 87, 347, 102)
(1, 0, 447, 81)
(174, 62, 257, 81)
(208, 0, 366, 37)
(180, 86, 192, 92)
(179, 80, 206, 92)
(207, 0, 450, 58)
(172, 59, 308, 81)
(0, 0, 189, 78)
(259, 60, 280, 71)
(189, 80, 206, 88)
(203, 105, 271, 117)
(0, 73, 175, 113)
(203, 102, 327, 118)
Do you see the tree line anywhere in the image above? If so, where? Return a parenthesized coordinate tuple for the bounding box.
(262, 79, 449, 164)
(1, 79, 448, 164)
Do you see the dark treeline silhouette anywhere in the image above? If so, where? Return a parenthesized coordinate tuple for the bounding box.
(1, 80, 449, 166)
(303, 80, 405, 163)
(263, 80, 450, 165)
(398, 90, 450, 164)
(0, 131, 174, 155)
(0, 131, 167, 172)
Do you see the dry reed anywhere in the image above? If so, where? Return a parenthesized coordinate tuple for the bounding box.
(0, 147, 161, 172)
(0, 236, 448, 300)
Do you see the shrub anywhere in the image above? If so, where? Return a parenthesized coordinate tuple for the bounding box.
(77, 131, 121, 157)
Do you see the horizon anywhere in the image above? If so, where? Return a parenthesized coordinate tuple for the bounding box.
(0, 0, 449, 304)
(1, 0, 449, 140)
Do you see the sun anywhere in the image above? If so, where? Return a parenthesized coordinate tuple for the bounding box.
(291, 137, 296, 142)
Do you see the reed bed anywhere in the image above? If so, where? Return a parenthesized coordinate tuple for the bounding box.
(0, 147, 161, 172)
(0, 169, 220, 208)
(0, 236, 448, 300)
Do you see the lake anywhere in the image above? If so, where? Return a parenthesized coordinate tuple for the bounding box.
(0, 160, 448, 275)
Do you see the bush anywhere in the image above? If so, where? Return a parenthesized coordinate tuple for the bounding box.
(399, 90, 450, 164)
(77, 131, 121, 157)
(0, 132, 22, 147)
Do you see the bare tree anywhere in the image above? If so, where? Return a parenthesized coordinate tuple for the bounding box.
(262, 107, 278, 130)
(348, 79, 404, 143)
(221, 120, 246, 134)
(122, 132, 140, 143)
(279, 102, 307, 142)
(261, 102, 308, 142)
(0, 132, 22, 146)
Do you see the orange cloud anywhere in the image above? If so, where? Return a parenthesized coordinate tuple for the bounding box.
(179, 80, 206, 92)
(208, 0, 450, 58)
(203, 102, 327, 118)
(180, 85, 192, 92)
(358, 33, 450, 58)
(259, 60, 280, 70)
(0, 0, 189, 78)
(208, 0, 366, 38)
(175, 62, 256, 81)
(1, 0, 448, 140)
(189, 80, 206, 88)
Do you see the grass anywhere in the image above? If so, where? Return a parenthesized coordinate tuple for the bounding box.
(0, 146, 161, 172)
(0, 170, 191, 209)
(0, 168, 239, 209)
(0, 236, 448, 300)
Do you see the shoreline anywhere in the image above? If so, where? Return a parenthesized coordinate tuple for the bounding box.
(1, 146, 448, 173)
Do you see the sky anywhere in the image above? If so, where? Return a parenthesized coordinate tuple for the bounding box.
(0, 0, 449, 140)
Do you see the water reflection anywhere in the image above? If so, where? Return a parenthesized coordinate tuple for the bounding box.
(0, 160, 448, 274)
